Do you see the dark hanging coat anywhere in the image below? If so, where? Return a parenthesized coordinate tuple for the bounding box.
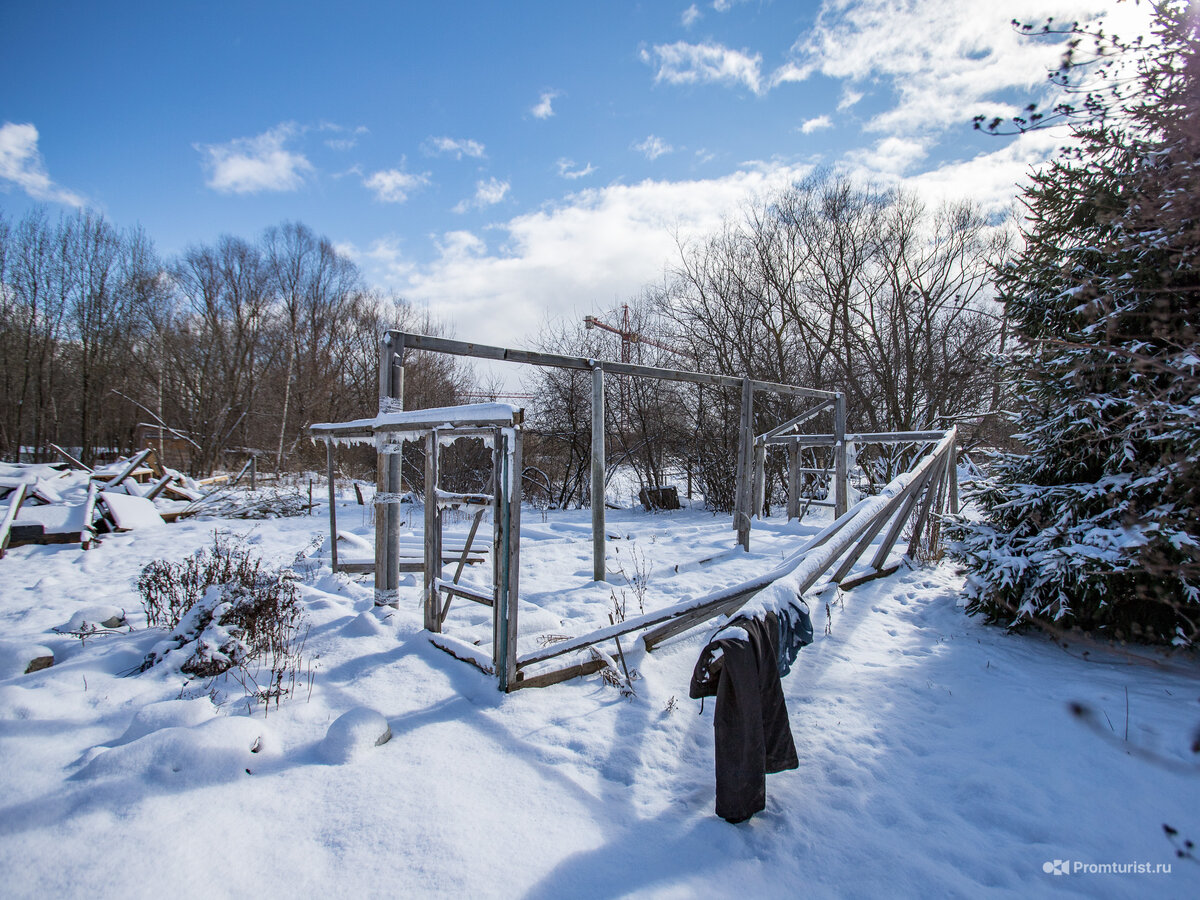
(689, 611, 799, 823)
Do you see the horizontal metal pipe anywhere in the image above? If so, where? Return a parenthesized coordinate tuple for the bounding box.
(765, 430, 947, 446)
(391, 331, 836, 400)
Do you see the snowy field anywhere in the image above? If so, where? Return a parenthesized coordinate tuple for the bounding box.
(0, 490, 1198, 899)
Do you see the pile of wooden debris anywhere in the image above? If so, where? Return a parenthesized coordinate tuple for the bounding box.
(0, 449, 214, 557)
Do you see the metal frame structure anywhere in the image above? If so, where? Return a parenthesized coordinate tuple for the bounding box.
(379, 331, 845, 567)
(310, 403, 524, 689)
(308, 331, 959, 692)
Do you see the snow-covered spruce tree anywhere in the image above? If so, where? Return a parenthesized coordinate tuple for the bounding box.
(950, 2, 1200, 645)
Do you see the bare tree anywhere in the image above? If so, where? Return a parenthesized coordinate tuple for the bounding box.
(655, 173, 1005, 506)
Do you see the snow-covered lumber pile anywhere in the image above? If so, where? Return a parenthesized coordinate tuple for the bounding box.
(0, 451, 208, 552)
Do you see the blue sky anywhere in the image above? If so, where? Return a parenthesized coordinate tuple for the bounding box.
(1, 0, 1151, 349)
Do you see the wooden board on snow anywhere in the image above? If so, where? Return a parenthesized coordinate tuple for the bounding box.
(99, 491, 165, 530)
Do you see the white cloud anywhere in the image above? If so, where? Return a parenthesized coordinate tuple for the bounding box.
(196, 123, 313, 194)
(789, 0, 1155, 137)
(342, 236, 418, 285)
(837, 88, 864, 110)
(799, 115, 832, 134)
(642, 41, 765, 95)
(682, 4, 701, 27)
(556, 158, 596, 180)
(770, 62, 813, 87)
(453, 177, 510, 213)
(903, 129, 1065, 219)
(531, 90, 560, 119)
(844, 135, 931, 176)
(0, 122, 84, 206)
(425, 136, 486, 159)
(320, 122, 368, 151)
(353, 161, 812, 352)
(475, 177, 509, 206)
(364, 165, 430, 203)
(633, 135, 674, 161)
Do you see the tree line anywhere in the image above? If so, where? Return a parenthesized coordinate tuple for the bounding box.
(524, 173, 1007, 511)
(2, 173, 1006, 505)
(0, 211, 468, 472)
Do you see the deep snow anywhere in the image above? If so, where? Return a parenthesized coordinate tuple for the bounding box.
(0, 490, 1197, 898)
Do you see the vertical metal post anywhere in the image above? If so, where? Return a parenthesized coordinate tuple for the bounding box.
(733, 378, 754, 551)
(591, 365, 606, 582)
(753, 439, 767, 519)
(249, 455, 256, 491)
(374, 333, 403, 608)
(787, 441, 800, 521)
(948, 436, 960, 516)
(492, 431, 504, 670)
(326, 442, 338, 574)
(497, 428, 522, 692)
(833, 391, 848, 518)
(423, 430, 442, 632)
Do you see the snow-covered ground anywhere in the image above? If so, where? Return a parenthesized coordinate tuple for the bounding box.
(0, 491, 1197, 898)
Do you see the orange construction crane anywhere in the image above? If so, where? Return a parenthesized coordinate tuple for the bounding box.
(583, 304, 684, 363)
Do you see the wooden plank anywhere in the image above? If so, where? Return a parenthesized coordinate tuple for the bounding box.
(336, 561, 380, 574)
(229, 456, 254, 487)
(758, 399, 835, 442)
(435, 579, 494, 606)
(8, 528, 89, 548)
(786, 442, 800, 521)
(334, 554, 484, 575)
(80, 481, 99, 549)
(452, 508, 486, 584)
(512, 657, 607, 691)
(162, 482, 203, 502)
(0, 482, 28, 558)
(840, 564, 902, 591)
(144, 474, 174, 501)
(392, 331, 836, 400)
(49, 444, 91, 472)
(429, 634, 494, 675)
(105, 449, 153, 489)
(145, 447, 165, 479)
(591, 365, 606, 582)
(435, 490, 494, 510)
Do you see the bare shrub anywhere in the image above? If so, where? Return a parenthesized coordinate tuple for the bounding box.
(137, 532, 309, 712)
